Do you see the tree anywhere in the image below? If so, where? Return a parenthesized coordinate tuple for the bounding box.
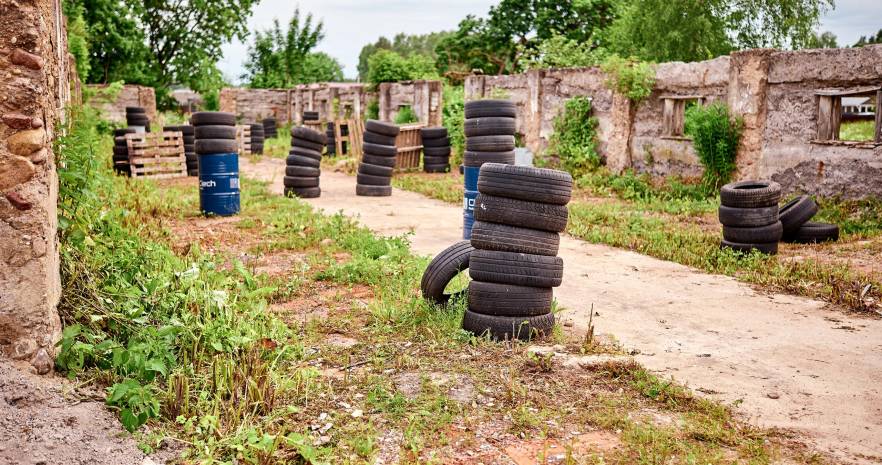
(853, 29, 882, 47)
(242, 9, 343, 88)
(605, 0, 834, 63)
(807, 31, 839, 48)
(367, 50, 438, 86)
(357, 31, 452, 80)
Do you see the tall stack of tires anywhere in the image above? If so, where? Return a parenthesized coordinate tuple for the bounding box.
(262, 117, 277, 139)
(325, 122, 336, 156)
(164, 125, 196, 176)
(719, 181, 783, 254)
(420, 127, 450, 173)
(112, 128, 136, 176)
(126, 106, 150, 132)
(462, 99, 517, 239)
(250, 123, 265, 155)
(463, 163, 573, 341)
(356, 120, 399, 197)
(191, 112, 239, 216)
(286, 127, 326, 198)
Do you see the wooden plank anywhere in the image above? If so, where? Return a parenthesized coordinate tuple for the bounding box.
(815, 86, 881, 96)
(662, 98, 675, 136)
(658, 94, 704, 100)
(876, 91, 882, 144)
(817, 96, 833, 140)
(832, 96, 842, 141)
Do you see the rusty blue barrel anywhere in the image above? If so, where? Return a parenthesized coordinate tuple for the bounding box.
(198, 152, 240, 216)
(463, 165, 480, 239)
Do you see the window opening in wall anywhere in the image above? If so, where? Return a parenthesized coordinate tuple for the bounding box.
(815, 86, 881, 145)
(661, 95, 704, 139)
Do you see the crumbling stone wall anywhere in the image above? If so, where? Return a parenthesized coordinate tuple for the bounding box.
(1, 0, 74, 373)
(220, 83, 374, 126)
(378, 80, 443, 126)
(86, 84, 156, 124)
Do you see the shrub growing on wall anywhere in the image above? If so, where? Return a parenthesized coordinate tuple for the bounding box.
(442, 85, 465, 164)
(394, 105, 418, 124)
(547, 96, 600, 177)
(684, 102, 743, 190)
(600, 55, 655, 103)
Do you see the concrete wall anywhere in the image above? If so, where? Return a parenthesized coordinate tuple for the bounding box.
(86, 84, 157, 124)
(465, 45, 882, 199)
(378, 80, 443, 127)
(0, 0, 75, 374)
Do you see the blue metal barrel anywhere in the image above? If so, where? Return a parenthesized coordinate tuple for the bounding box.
(198, 152, 240, 216)
(463, 165, 480, 239)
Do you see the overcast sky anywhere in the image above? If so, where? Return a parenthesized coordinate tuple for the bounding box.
(218, 0, 882, 83)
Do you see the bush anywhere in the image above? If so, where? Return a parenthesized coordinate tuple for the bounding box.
(367, 50, 438, 86)
(521, 35, 606, 70)
(684, 102, 743, 190)
(600, 55, 655, 103)
(366, 99, 380, 120)
(547, 96, 600, 177)
(394, 105, 418, 124)
(442, 85, 465, 165)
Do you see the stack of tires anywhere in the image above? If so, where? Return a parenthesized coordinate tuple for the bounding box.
(303, 111, 319, 122)
(420, 127, 450, 173)
(779, 195, 839, 243)
(126, 106, 150, 132)
(262, 117, 277, 139)
(190, 112, 239, 216)
(164, 125, 196, 176)
(112, 128, 136, 176)
(356, 120, 399, 197)
(719, 181, 783, 254)
(285, 127, 326, 198)
(250, 123, 265, 155)
(325, 122, 336, 156)
(464, 163, 573, 340)
(463, 100, 517, 167)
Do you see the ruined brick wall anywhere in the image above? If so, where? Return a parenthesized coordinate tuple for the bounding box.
(86, 84, 157, 124)
(0, 0, 74, 373)
(220, 83, 375, 126)
(378, 80, 442, 126)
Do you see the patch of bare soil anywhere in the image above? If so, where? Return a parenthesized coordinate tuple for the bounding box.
(0, 360, 178, 465)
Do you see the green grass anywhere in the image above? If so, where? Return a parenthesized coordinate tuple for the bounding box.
(264, 123, 292, 159)
(391, 171, 463, 204)
(54, 106, 831, 463)
(839, 120, 876, 142)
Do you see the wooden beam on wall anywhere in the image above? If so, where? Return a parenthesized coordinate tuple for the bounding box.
(876, 90, 882, 143)
(817, 95, 833, 140)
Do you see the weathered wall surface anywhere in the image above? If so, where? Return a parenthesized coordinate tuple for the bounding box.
(0, 0, 75, 373)
(378, 80, 443, 126)
(86, 84, 156, 124)
(466, 46, 882, 199)
(220, 83, 374, 126)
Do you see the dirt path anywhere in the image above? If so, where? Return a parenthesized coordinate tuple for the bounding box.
(243, 157, 882, 464)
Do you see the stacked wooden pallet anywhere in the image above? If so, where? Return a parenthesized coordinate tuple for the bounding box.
(236, 124, 252, 156)
(124, 131, 187, 179)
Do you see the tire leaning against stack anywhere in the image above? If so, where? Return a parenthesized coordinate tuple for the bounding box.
(718, 180, 783, 254)
(462, 163, 573, 341)
(285, 126, 327, 198)
(356, 120, 399, 197)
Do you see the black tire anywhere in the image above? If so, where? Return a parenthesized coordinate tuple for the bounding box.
(356, 173, 392, 186)
(195, 125, 236, 139)
(420, 241, 473, 305)
(474, 194, 568, 233)
(113, 128, 137, 136)
(363, 131, 397, 146)
(470, 221, 560, 256)
(722, 221, 783, 244)
(127, 117, 149, 125)
(195, 139, 237, 154)
(112, 147, 129, 156)
(779, 195, 819, 238)
(291, 127, 327, 145)
(250, 136, 265, 143)
(285, 155, 321, 168)
(356, 184, 392, 196)
(788, 222, 839, 244)
(464, 100, 517, 119)
(358, 163, 394, 177)
(365, 120, 400, 137)
(184, 144, 195, 152)
(463, 151, 515, 167)
(423, 156, 450, 166)
(464, 117, 516, 137)
(286, 165, 320, 177)
(293, 138, 325, 152)
(187, 169, 199, 177)
(466, 135, 515, 152)
(424, 164, 450, 173)
(285, 186, 321, 198)
(469, 249, 563, 288)
(362, 154, 396, 167)
(477, 163, 573, 206)
(718, 205, 779, 228)
(424, 146, 451, 157)
(125, 106, 145, 114)
(283, 176, 319, 188)
(469, 281, 552, 317)
(290, 146, 322, 161)
(191, 112, 235, 126)
(423, 136, 450, 148)
(363, 142, 397, 157)
(462, 309, 554, 341)
(721, 240, 778, 255)
(720, 181, 782, 208)
(420, 127, 448, 139)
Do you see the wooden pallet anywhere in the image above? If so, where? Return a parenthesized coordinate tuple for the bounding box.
(334, 119, 365, 157)
(394, 123, 425, 170)
(236, 125, 252, 156)
(125, 131, 187, 179)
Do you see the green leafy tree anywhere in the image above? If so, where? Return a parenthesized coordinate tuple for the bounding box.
(357, 31, 452, 79)
(62, 1, 91, 81)
(807, 31, 839, 48)
(853, 29, 882, 47)
(367, 50, 438, 86)
(522, 35, 607, 70)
